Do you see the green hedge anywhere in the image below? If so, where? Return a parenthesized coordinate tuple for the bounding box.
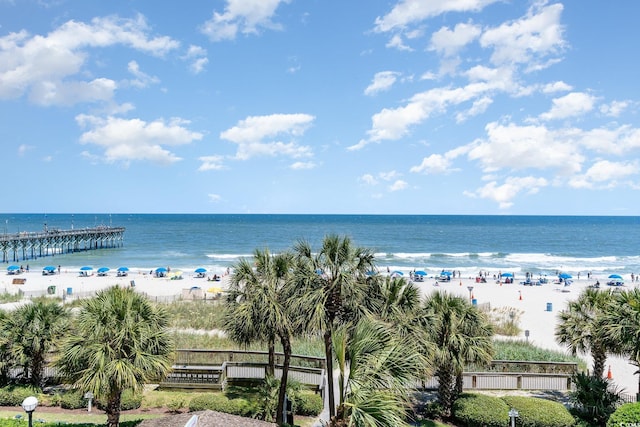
(188, 393, 253, 417)
(502, 396, 575, 427)
(293, 391, 323, 416)
(453, 394, 575, 427)
(607, 402, 640, 426)
(0, 386, 39, 406)
(453, 393, 509, 427)
(59, 390, 85, 409)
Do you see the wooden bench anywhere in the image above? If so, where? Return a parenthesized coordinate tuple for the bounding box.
(12, 278, 26, 285)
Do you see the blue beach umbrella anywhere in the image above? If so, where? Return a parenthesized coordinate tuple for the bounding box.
(7, 265, 20, 271)
(559, 273, 572, 279)
(195, 268, 207, 273)
(501, 272, 514, 278)
(117, 266, 129, 272)
(97, 267, 110, 273)
(441, 271, 452, 276)
(43, 266, 56, 271)
(155, 267, 168, 273)
(391, 270, 404, 276)
(414, 270, 427, 276)
(609, 274, 623, 280)
(80, 266, 93, 271)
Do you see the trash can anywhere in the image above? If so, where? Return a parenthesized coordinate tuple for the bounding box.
(67, 287, 73, 296)
(546, 302, 552, 312)
(472, 298, 477, 306)
(130, 280, 136, 288)
(47, 285, 56, 295)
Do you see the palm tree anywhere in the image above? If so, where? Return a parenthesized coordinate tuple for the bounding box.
(331, 316, 426, 427)
(556, 287, 615, 378)
(224, 248, 300, 424)
(602, 288, 640, 397)
(56, 286, 173, 427)
(6, 298, 69, 387)
(421, 291, 494, 417)
(0, 310, 14, 383)
(292, 235, 376, 418)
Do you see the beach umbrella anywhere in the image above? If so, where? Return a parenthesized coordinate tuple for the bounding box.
(43, 266, 56, 271)
(117, 266, 129, 272)
(501, 272, 514, 278)
(80, 266, 93, 271)
(97, 267, 110, 273)
(195, 268, 207, 273)
(414, 270, 427, 276)
(559, 273, 572, 279)
(155, 267, 168, 273)
(7, 265, 20, 271)
(441, 271, 452, 276)
(609, 274, 623, 280)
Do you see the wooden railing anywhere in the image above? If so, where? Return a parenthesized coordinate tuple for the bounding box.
(172, 349, 326, 369)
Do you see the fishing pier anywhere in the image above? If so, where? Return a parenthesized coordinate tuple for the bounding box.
(0, 226, 125, 263)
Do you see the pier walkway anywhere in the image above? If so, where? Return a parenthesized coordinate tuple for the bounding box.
(0, 226, 125, 262)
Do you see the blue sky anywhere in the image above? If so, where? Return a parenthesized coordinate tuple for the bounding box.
(1, 0, 639, 215)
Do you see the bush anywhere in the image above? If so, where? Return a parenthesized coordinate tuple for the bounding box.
(607, 402, 640, 426)
(570, 372, 622, 426)
(293, 391, 323, 416)
(0, 386, 40, 406)
(59, 390, 85, 410)
(188, 393, 252, 417)
(501, 395, 575, 427)
(166, 395, 186, 413)
(453, 393, 509, 427)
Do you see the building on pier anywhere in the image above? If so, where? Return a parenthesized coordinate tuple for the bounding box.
(0, 227, 125, 263)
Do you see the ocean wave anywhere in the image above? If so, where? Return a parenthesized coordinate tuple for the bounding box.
(205, 253, 252, 260)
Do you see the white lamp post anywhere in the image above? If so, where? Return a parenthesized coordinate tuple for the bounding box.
(21, 396, 38, 427)
(508, 408, 519, 427)
(84, 391, 94, 412)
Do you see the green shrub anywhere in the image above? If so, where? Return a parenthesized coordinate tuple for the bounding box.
(0, 386, 40, 406)
(188, 393, 252, 417)
(293, 391, 323, 416)
(59, 390, 85, 409)
(189, 393, 228, 411)
(166, 395, 186, 413)
(453, 393, 509, 427)
(607, 402, 640, 426)
(501, 395, 575, 427)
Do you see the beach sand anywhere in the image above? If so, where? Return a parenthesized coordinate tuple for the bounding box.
(1, 268, 637, 396)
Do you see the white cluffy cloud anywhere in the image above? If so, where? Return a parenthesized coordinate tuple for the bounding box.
(374, 0, 500, 33)
(0, 15, 179, 106)
(364, 71, 401, 96)
(201, 0, 291, 41)
(76, 115, 203, 165)
(220, 113, 315, 161)
(356, 3, 567, 151)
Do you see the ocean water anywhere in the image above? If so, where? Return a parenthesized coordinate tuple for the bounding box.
(1, 214, 639, 279)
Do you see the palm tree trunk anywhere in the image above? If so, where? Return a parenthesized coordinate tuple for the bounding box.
(593, 348, 606, 379)
(324, 329, 336, 418)
(454, 371, 464, 399)
(105, 392, 122, 427)
(436, 365, 454, 417)
(276, 334, 292, 425)
(268, 337, 275, 377)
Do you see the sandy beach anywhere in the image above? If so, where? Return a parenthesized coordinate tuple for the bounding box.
(1, 267, 637, 396)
